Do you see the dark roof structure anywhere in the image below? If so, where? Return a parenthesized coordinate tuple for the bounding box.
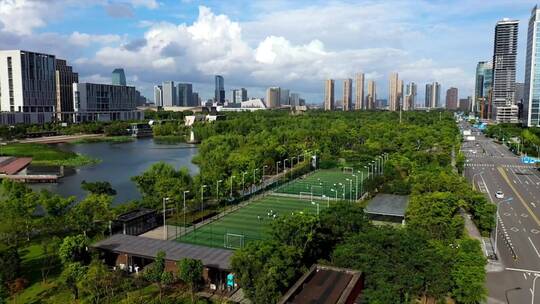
(364, 194, 409, 217)
(115, 208, 155, 222)
(0, 157, 32, 175)
(91, 234, 233, 270)
(278, 265, 364, 304)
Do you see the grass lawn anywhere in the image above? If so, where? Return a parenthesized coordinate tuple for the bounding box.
(177, 194, 330, 249)
(1, 143, 97, 167)
(275, 169, 368, 200)
(72, 135, 134, 144)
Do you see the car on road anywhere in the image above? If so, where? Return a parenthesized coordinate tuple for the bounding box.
(495, 191, 504, 199)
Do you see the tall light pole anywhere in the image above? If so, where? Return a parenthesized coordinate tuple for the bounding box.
(311, 201, 320, 215)
(364, 165, 369, 181)
(352, 174, 358, 201)
(162, 197, 170, 240)
(200, 185, 207, 225)
(331, 188, 337, 201)
(253, 168, 259, 194)
(276, 161, 281, 175)
(346, 178, 352, 203)
(216, 179, 222, 202)
(183, 190, 189, 237)
(262, 165, 268, 186)
(284, 159, 288, 173)
(370, 161, 375, 179)
(339, 182, 345, 200)
(242, 171, 247, 196)
(230, 176, 235, 198)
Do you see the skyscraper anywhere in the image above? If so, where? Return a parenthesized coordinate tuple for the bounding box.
(162, 81, 176, 107)
(324, 79, 335, 110)
(343, 78, 352, 111)
(214, 75, 225, 104)
(366, 80, 376, 110)
(55, 59, 78, 120)
(446, 87, 459, 110)
(425, 82, 441, 108)
(154, 85, 163, 106)
(355, 73, 364, 110)
(177, 83, 193, 106)
(280, 89, 290, 106)
(290, 93, 300, 106)
(425, 84, 432, 108)
(266, 87, 280, 108)
(492, 18, 519, 120)
(388, 73, 400, 112)
(404, 82, 417, 111)
(232, 88, 248, 104)
(474, 61, 493, 116)
(0, 50, 56, 112)
(112, 68, 126, 86)
(524, 6, 540, 126)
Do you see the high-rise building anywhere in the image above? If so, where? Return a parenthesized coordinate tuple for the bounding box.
(112, 68, 126, 86)
(162, 81, 176, 107)
(0, 50, 56, 112)
(515, 82, 525, 104)
(192, 92, 200, 106)
(154, 85, 163, 106)
(177, 83, 193, 106)
(446, 87, 459, 110)
(355, 73, 364, 110)
(404, 82, 417, 111)
(324, 79, 335, 110)
(524, 6, 540, 126)
(289, 93, 300, 106)
(266, 87, 280, 108)
(214, 75, 225, 104)
(280, 89, 290, 106)
(55, 59, 78, 120)
(366, 80, 376, 110)
(343, 78, 352, 111)
(492, 18, 519, 120)
(474, 61, 493, 116)
(388, 73, 400, 112)
(459, 97, 472, 112)
(232, 88, 248, 104)
(425, 82, 441, 108)
(73, 83, 137, 112)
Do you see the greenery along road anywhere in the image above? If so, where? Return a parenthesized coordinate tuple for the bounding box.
(1, 143, 97, 167)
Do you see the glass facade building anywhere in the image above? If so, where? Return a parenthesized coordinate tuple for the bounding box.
(112, 68, 126, 86)
(524, 6, 540, 127)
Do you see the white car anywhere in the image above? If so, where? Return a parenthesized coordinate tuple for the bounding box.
(495, 191, 504, 199)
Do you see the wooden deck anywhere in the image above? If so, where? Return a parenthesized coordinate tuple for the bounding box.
(3, 174, 59, 183)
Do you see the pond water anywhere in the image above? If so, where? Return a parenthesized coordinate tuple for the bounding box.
(29, 138, 199, 204)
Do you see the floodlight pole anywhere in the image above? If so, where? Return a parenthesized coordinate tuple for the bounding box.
(230, 176, 235, 198)
(200, 185, 207, 225)
(217, 180, 222, 202)
(253, 168, 259, 194)
(162, 197, 170, 240)
(276, 161, 281, 175)
(262, 165, 268, 186)
(183, 190, 189, 238)
(242, 172, 247, 196)
(360, 171, 364, 197)
(352, 174, 358, 201)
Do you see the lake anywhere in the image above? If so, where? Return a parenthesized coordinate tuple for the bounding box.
(29, 139, 199, 204)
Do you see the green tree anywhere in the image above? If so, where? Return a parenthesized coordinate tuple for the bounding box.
(40, 237, 60, 283)
(79, 259, 123, 304)
(0, 180, 38, 246)
(60, 262, 86, 300)
(81, 180, 117, 196)
(59, 234, 89, 265)
(0, 246, 21, 284)
(451, 239, 487, 303)
(143, 251, 174, 301)
(69, 194, 113, 235)
(177, 258, 204, 303)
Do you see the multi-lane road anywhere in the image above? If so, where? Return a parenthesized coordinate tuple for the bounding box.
(461, 123, 540, 303)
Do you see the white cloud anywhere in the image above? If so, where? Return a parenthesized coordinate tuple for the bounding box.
(129, 0, 159, 9)
(69, 32, 122, 47)
(0, 0, 50, 35)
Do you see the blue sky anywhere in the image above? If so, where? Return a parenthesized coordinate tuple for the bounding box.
(0, 0, 536, 104)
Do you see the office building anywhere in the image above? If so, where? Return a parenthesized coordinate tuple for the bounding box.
(290, 93, 300, 106)
(162, 81, 176, 107)
(404, 82, 417, 111)
(112, 68, 126, 86)
(0, 50, 56, 113)
(55, 59, 78, 120)
(446, 87, 459, 110)
(366, 80, 376, 110)
(232, 88, 248, 104)
(388, 73, 401, 112)
(474, 61, 493, 117)
(515, 82, 525, 104)
(214, 75, 225, 104)
(524, 6, 540, 126)
(192, 92, 200, 106)
(177, 83, 193, 106)
(355, 73, 365, 110)
(279, 89, 290, 106)
(266, 87, 280, 108)
(343, 78, 352, 111)
(154, 85, 163, 106)
(459, 97, 472, 112)
(492, 18, 519, 120)
(425, 82, 441, 108)
(324, 79, 335, 110)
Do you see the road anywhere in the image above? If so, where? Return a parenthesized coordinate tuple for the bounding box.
(460, 123, 540, 303)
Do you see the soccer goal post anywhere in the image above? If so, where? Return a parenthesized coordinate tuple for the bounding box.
(224, 233, 245, 249)
(299, 191, 313, 201)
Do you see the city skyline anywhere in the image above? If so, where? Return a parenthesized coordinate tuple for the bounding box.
(0, 0, 535, 104)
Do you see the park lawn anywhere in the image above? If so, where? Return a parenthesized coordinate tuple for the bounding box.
(1, 143, 97, 167)
(178, 195, 330, 249)
(275, 168, 368, 200)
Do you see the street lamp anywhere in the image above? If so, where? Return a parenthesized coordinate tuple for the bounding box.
(311, 201, 320, 215)
(339, 182, 345, 200)
(216, 179, 223, 202)
(253, 168, 259, 194)
(183, 190, 189, 238)
(331, 188, 337, 201)
(346, 178, 352, 203)
(230, 176, 235, 198)
(352, 174, 358, 201)
(262, 165, 268, 186)
(242, 171, 247, 196)
(200, 185, 207, 226)
(284, 159, 288, 173)
(276, 161, 281, 175)
(364, 165, 369, 181)
(162, 197, 170, 240)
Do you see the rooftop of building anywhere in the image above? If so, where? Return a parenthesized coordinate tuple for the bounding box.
(92, 234, 234, 270)
(278, 265, 363, 304)
(115, 208, 156, 222)
(364, 193, 409, 217)
(0, 157, 32, 175)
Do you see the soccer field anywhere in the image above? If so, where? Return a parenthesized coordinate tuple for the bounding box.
(177, 195, 329, 249)
(275, 169, 367, 200)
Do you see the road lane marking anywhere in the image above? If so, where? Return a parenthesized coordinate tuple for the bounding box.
(497, 166, 540, 227)
(528, 237, 540, 259)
